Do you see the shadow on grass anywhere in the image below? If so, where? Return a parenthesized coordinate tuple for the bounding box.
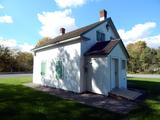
(128, 80, 160, 99)
(0, 83, 122, 120)
(126, 79, 160, 120)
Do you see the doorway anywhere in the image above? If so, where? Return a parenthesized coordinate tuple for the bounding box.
(112, 58, 119, 88)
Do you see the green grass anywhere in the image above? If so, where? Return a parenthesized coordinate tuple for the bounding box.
(0, 76, 121, 120)
(0, 76, 32, 85)
(126, 77, 160, 120)
(0, 76, 159, 120)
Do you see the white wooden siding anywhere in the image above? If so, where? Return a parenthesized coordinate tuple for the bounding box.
(109, 43, 127, 89)
(33, 41, 81, 93)
(87, 57, 110, 95)
(80, 21, 118, 92)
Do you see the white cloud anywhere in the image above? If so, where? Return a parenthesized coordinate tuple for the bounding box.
(0, 37, 17, 47)
(0, 4, 4, 9)
(55, 0, 87, 8)
(118, 22, 156, 42)
(37, 9, 77, 38)
(0, 37, 34, 52)
(0, 15, 13, 23)
(19, 43, 34, 52)
(138, 35, 160, 48)
(118, 22, 160, 48)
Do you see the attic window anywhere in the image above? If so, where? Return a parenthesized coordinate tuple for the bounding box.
(96, 31, 105, 41)
(110, 36, 114, 40)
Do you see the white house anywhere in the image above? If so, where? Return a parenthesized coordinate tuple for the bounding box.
(32, 9, 129, 96)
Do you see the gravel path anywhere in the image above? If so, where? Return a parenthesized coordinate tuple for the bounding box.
(127, 74, 160, 78)
(0, 73, 32, 78)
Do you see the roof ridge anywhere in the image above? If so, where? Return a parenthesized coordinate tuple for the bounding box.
(51, 20, 106, 39)
(54, 19, 107, 39)
(34, 18, 110, 50)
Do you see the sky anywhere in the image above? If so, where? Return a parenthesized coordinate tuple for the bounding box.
(0, 0, 160, 52)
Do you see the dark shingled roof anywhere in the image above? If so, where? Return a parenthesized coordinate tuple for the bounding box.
(85, 40, 120, 56)
(34, 18, 109, 49)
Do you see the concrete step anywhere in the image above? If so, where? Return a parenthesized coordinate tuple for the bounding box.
(109, 88, 142, 100)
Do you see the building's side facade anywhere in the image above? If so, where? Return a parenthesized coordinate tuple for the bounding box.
(33, 40, 82, 93)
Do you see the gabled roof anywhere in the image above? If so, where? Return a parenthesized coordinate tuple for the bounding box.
(85, 39, 129, 58)
(33, 17, 120, 51)
(34, 20, 106, 50)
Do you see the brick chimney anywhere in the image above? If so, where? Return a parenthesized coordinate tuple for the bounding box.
(100, 9, 107, 21)
(60, 28, 65, 35)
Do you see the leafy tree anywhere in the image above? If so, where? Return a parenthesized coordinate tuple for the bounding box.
(0, 46, 16, 72)
(16, 52, 33, 72)
(127, 41, 160, 74)
(127, 41, 147, 73)
(0, 45, 33, 72)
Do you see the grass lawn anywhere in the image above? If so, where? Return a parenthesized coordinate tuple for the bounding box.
(0, 76, 121, 120)
(126, 77, 160, 120)
(0, 76, 159, 120)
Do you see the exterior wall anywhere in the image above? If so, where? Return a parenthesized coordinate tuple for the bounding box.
(80, 20, 118, 92)
(82, 42, 127, 95)
(33, 19, 127, 95)
(81, 21, 117, 54)
(33, 41, 81, 93)
(87, 56, 110, 95)
(109, 43, 127, 89)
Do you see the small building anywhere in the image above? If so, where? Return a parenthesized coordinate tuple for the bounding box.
(32, 9, 129, 95)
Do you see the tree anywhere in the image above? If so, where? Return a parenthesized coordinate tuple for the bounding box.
(127, 41, 160, 73)
(0, 45, 16, 72)
(127, 41, 147, 73)
(156, 47, 160, 66)
(0, 45, 33, 72)
(16, 52, 33, 72)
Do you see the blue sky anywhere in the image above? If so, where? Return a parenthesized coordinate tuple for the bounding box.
(0, 0, 160, 51)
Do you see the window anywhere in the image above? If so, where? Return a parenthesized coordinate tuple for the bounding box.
(55, 60, 63, 79)
(96, 31, 105, 41)
(41, 61, 46, 75)
(110, 36, 114, 40)
(96, 31, 100, 41)
(122, 60, 126, 70)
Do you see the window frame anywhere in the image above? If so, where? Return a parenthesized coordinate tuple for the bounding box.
(55, 60, 63, 80)
(96, 31, 105, 41)
(101, 33, 105, 41)
(41, 61, 46, 76)
(96, 31, 100, 41)
(121, 60, 126, 70)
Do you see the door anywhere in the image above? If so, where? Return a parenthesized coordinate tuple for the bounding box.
(112, 58, 119, 88)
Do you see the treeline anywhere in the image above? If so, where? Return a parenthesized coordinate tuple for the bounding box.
(127, 41, 160, 74)
(0, 45, 33, 72)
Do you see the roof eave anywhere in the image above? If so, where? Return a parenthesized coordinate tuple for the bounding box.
(32, 36, 81, 52)
(84, 39, 120, 56)
(119, 40, 130, 58)
(108, 18, 121, 38)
